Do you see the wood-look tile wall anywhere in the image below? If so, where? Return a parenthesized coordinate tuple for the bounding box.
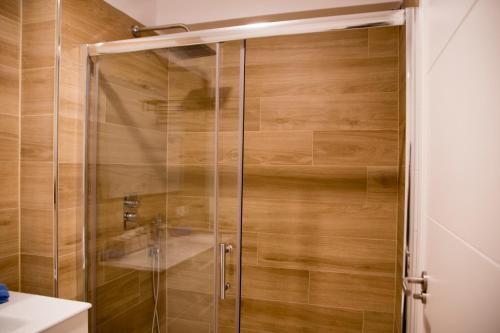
(0, 0, 21, 291)
(57, 1, 171, 332)
(58, 0, 150, 301)
(240, 27, 403, 333)
(19, 0, 56, 296)
(394, 25, 406, 333)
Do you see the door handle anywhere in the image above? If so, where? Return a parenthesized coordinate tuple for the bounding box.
(403, 270, 429, 304)
(220, 243, 233, 300)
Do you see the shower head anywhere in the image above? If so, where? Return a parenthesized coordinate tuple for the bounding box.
(131, 23, 216, 59)
(169, 44, 216, 59)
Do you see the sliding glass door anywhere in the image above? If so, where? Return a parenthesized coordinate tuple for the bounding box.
(86, 41, 244, 333)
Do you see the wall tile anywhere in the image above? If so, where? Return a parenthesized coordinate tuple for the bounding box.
(21, 67, 54, 116)
(0, 161, 18, 210)
(0, 208, 19, 257)
(258, 233, 396, 275)
(21, 115, 53, 161)
(240, 298, 363, 333)
(313, 130, 398, 166)
(20, 254, 53, 296)
(0, 114, 19, 161)
(309, 271, 395, 312)
(260, 93, 398, 131)
(20, 161, 53, 210)
(0, 255, 19, 291)
(241, 266, 309, 303)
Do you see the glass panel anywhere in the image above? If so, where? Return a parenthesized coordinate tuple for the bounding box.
(216, 40, 243, 332)
(86, 41, 242, 333)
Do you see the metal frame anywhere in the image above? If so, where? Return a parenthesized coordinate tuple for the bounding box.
(82, 9, 408, 332)
(52, 0, 62, 297)
(213, 42, 221, 332)
(234, 39, 246, 333)
(87, 10, 404, 56)
(402, 7, 419, 333)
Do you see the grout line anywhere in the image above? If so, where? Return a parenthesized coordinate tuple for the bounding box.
(426, 0, 480, 74)
(17, 0, 23, 292)
(427, 215, 500, 270)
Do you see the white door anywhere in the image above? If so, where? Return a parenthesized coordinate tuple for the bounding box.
(406, 1, 500, 332)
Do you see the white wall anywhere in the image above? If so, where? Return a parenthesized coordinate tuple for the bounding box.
(105, 0, 400, 25)
(154, 0, 398, 25)
(104, 0, 157, 25)
(416, 0, 500, 332)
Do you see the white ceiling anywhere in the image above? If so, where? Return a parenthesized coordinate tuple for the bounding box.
(104, 0, 401, 26)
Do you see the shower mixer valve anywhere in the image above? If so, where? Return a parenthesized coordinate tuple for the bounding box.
(123, 195, 140, 230)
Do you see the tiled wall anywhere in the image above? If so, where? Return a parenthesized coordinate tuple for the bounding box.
(0, 0, 21, 291)
(58, 0, 148, 301)
(394, 25, 406, 333)
(240, 27, 403, 333)
(19, 0, 57, 297)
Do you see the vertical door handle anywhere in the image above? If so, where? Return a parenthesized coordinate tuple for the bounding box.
(220, 243, 233, 300)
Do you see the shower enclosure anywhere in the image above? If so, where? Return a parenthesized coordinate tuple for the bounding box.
(83, 9, 414, 333)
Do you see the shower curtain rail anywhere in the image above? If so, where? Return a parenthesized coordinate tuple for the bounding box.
(87, 9, 404, 56)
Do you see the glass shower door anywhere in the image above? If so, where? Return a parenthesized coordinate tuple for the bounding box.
(86, 41, 243, 333)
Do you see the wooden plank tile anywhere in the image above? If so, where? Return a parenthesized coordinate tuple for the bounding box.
(242, 232, 258, 266)
(168, 131, 214, 165)
(20, 161, 52, 210)
(309, 271, 395, 312)
(21, 67, 54, 116)
(167, 318, 210, 333)
(166, 249, 213, 294)
(20, 208, 52, 256)
(258, 233, 396, 275)
(97, 122, 166, 165)
(243, 165, 367, 204)
(166, 288, 213, 323)
(0, 0, 21, 22)
(103, 81, 168, 131)
(0, 255, 19, 291)
(246, 57, 398, 98)
(260, 93, 398, 131)
(364, 311, 394, 333)
(243, 198, 397, 240)
(59, 116, 83, 164)
(241, 266, 309, 303)
(58, 207, 79, 257)
(0, 208, 19, 257)
(240, 298, 363, 333)
(0, 161, 19, 210)
(167, 195, 212, 231)
(243, 131, 313, 166)
(21, 21, 55, 69)
(367, 166, 399, 193)
(0, 13, 20, 68)
(313, 130, 398, 166)
(58, 252, 78, 300)
(0, 114, 19, 162)
(246, 30, 369, 66)
(96, 271, 140, 324)
(368, 27, 398, 57)
(58, 163, 82, 209)
(22, 0, 55, 24)
(20, 254, 53, 296)
(0, 65, 20, 115)
(21, 115, 53, 161)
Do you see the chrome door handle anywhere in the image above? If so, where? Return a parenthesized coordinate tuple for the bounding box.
(403, 270, 429, 304)
(220, 243, 232, 300)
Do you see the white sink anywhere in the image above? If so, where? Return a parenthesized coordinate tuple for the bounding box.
(0, 314, 27, 333)
(0, 292, 91, 333)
